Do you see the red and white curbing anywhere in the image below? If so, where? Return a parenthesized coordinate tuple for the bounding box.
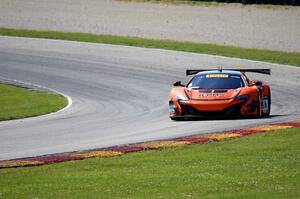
(1, 120, 300, 169)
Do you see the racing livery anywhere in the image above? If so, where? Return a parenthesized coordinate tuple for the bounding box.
(169, 68, 271, 120)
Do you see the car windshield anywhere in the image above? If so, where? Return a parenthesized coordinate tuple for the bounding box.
(187, 74, 244, 89)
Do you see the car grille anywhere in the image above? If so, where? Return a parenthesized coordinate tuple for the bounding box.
(179, 101, 245, 116)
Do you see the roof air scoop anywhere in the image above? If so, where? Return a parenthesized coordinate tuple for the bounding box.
(218, 66, 223, 72)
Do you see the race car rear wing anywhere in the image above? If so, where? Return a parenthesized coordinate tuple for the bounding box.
(186, 68, 271, 76)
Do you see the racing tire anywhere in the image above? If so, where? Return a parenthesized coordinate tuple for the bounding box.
(262, 93, 271, 116)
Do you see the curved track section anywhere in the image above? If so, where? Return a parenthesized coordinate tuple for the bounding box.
(0, 36, 300, 160)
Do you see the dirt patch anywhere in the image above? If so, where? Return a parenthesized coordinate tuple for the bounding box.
(0, 0, 299, 52)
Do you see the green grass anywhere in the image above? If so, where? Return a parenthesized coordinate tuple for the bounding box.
(0, 128, 299, 198)
(117, 0, 294, 8)
(117, 0, 225, 6)
(1, 28, 299, 67)
(0, 84, 68, 121)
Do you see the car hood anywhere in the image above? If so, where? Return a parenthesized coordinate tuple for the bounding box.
(185, 88, 241, 100)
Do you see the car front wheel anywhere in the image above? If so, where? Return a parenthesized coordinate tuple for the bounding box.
(262, 93, 271, 116)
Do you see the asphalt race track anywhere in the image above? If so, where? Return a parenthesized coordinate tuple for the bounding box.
(0, 36, 300, 161)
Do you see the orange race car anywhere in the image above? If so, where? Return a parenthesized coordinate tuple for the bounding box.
(169, 68, 271, 120)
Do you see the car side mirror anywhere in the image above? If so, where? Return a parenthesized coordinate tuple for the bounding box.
(249, 81, 262, 87)
(173, 81, 184, 87)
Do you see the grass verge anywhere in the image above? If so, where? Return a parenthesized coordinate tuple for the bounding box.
(0, 127, 299, 198)
(117, 0, 294, 8)
(0, 83, 68, 121)
(0, 28, 299, 67)
(117, 0, 225, 6)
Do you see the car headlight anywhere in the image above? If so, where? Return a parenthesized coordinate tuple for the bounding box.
(234, 94, 250, 102)
(176, 95, 188, 102)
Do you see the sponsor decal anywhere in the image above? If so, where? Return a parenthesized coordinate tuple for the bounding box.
(206, 74, 229, 78)
(199, 90, 225, 97)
